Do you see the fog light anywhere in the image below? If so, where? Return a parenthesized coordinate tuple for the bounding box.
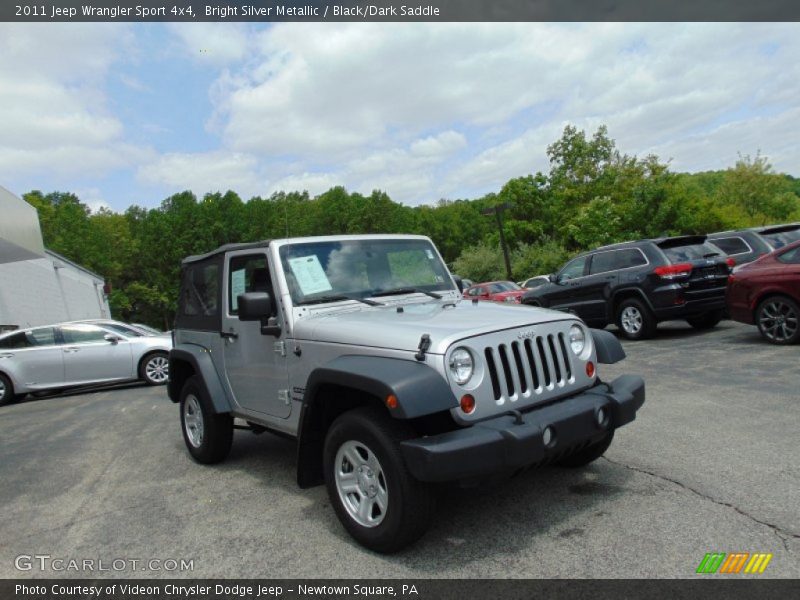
(543, 426, 555, 448)
(586, 361, 595, 377)
(460, 394, 475, 414)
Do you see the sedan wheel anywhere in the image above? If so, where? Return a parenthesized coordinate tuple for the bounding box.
(141, 352, 169, 385)
(757, 297, 800, 344)
(0, 373, 12, 407)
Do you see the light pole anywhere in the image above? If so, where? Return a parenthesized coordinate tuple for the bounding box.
(481, 202, 514, 281)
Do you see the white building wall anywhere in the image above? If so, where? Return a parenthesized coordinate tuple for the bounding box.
(0, 253, 110, 329)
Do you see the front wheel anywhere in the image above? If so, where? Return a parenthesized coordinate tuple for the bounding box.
(616, 298, 656, 340)
(140, 352, 170, 385)
(686, 310, 723, 330)
(556, 431, 615, 468)
(324, 407, 436, 553)
(0, 373, 16, 407)
(179, 376, 233, 464)
(756, 296, 800, 344)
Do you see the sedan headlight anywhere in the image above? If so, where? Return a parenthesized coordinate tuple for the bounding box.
(448, 347, 474, 385)
(568, 325, 586, 355)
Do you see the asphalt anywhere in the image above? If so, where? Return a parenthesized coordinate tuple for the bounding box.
(0, 320, 798, 579)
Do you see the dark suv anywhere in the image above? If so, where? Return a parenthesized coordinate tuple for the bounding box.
(521, 235, 734, 340)
(708, 223, 800, 266)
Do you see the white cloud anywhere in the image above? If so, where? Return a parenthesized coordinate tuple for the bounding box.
(138, 151, 267, 199)
(0, 24, 144, 179)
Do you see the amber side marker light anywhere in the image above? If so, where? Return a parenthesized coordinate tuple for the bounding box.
(586, 361, 595, 378)
(460, 394, 476, 414)
(385, 394, 398, 409)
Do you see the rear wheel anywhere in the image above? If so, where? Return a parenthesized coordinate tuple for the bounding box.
(686, 310, 723, 330)
(179, 376, 233, 464)
(324, 406, 436, 553)
(616, 298, 656, 340)
(556, 431, 615, 468)
(756, 296, 800, 344)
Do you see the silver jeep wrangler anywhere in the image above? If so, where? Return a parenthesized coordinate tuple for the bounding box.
(168, 234, 645, 552)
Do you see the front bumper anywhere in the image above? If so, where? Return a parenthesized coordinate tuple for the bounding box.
(401, 374, 645, 483)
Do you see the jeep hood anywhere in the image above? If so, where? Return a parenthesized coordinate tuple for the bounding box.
(292, 299, 574, 354)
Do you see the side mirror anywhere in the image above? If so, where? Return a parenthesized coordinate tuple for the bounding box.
(104, 333, 121, 344)
(452, 275, 464, 292)
(238, 292, 281, 336)
(548, 273, 558, 284)
(238, 292, 273, 321)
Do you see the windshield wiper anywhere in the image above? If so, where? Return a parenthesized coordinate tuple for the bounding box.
(371, 287, 442, 300)
(703, 252, 720, 258)
(296, 294, 383, 307)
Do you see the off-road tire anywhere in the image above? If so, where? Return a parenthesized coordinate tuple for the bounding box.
(179, 376, 233, 464)
(323, 406, 436, 553)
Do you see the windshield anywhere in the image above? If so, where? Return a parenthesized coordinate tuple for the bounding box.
(278, 238, 454, 304)
(761, 228, 800, 249)
(661, 242, 722, 263)
(100, 322, 144, 337)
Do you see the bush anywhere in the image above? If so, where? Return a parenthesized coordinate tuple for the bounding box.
(452, 243, 507, 282)
(512, 239, 571, 280)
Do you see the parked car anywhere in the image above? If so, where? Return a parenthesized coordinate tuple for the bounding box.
(726, 240, 800, 344)
(133, 323, 170, 336)
(0, 321, 171, 406)
(519, 275, 551, 289)
(522, 235, 734, 340)
(463, 280, 526, 303)
(168, 234, 644, 552)
(81, 319, 170, 338)
(708, 223, 800, 266)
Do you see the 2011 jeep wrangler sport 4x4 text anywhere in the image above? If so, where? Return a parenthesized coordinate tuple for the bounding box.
(168, 235, 645, 552)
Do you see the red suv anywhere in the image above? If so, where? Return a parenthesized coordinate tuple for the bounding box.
(463, 281, 526, 303)
(726, 240, 800, 344)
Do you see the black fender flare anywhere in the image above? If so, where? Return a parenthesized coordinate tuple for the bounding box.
(296, 355, 458, 488)
(167, 345, 232, 414)
(590, 328, 626, 364)
(303, 355, 458, 420)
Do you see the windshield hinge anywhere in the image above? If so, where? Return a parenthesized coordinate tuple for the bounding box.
(415, 333, 431, 361)
(274, 341, 286, 357)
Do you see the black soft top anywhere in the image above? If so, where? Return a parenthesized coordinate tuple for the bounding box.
(182, 240, 272, 265)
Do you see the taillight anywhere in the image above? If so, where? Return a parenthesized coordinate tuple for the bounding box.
(726, 257, 736, 268)
(654, 263, 692, 279)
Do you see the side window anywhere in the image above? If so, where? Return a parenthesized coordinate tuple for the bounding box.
(559, 256, 588, 281)
(712, 237, 751, 255)
(61, 324, 109, 344)
(228, 254, 269, 314)
(182, 262, 220, 317)
(0, 332, 30, 349)
(27, 327, 57, 346)
(778, 247, 800, 264)
(617, 249, 648, 269)
(590, 251, 619, 275)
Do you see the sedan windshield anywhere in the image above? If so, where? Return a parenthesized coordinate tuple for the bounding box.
(279, 238, 455, 304)
(489, 281, 521, 292)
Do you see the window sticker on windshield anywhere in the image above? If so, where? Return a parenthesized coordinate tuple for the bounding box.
(288, 255, 333, 295)
(230, 269, 246, 311)
(425, 249, 434, 259)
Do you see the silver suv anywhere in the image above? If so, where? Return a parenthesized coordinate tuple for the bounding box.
(168, 234, 645, 552)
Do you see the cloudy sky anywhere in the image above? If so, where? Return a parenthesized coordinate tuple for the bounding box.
(0, 22, 798, 212)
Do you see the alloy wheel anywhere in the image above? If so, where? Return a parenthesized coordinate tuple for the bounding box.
(145, 355, 169, 384)
(621, 306, 643, 334)
(183, 394, 204, 448)
(759, 300, 798, 342)
(334, 440, 389, 528)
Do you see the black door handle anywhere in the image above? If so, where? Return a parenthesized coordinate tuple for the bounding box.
(220, 331, 239, 340)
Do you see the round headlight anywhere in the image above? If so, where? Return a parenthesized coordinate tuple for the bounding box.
(569, 325, 585, 355)
(449, 348, 474, 385)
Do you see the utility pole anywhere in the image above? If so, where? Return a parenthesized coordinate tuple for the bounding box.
(481, 202, 514, 281)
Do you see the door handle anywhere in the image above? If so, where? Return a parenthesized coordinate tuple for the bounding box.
(63, 346, 79, 353)
(220, 331, 239, 340)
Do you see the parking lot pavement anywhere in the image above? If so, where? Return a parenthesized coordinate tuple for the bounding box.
(0, 320, 798, 579)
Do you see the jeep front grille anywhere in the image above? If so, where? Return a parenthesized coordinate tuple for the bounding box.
(484, 333, 574, 402)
